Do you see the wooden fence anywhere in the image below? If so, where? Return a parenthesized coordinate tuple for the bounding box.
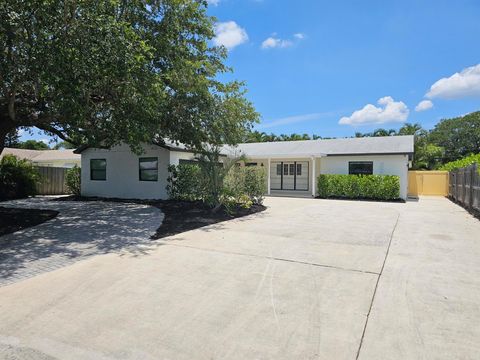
(36, 166, 70, 195)
(449, 163, 480, 214)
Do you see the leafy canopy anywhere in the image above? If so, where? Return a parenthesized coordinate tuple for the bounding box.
(0, 0, 258, 152)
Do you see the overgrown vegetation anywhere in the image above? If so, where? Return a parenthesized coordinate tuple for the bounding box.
(167, 158, 267, 214)
(0, 154, 40, 200)
(317, 174, 400, 201)
(439, 154, 480, 172)
(65, 165, 81, 195)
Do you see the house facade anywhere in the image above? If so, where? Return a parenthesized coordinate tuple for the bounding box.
(76, 135, 414, 200)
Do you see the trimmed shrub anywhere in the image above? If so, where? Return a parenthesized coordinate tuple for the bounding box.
(317, 174, 400, 200)
(166, 163, 204, 201)
(65, 165, 81, 195)
(0, 154, 40, 200)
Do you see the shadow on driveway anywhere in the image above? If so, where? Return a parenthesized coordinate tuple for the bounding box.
(0, 197, 163, 286)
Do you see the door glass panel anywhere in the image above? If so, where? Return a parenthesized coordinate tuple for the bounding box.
(297, 164, 302, 176)
(289, 164, 295, 175)
(276, 164, 282, 175)
(283, 164, 289, 175)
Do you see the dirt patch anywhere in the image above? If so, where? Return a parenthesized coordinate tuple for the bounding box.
(0, 207, 59, 237)
(54, 196, 266, 239)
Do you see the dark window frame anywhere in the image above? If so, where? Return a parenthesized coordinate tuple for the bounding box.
(245, 162, 258, 167)
(139, 157, 159, 182)
(348, 161, 373, 175)
(90, 159, 106, 181)
(296, 163, 302, 176)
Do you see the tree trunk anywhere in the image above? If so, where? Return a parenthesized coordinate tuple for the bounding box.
(0, 124, 15, 155)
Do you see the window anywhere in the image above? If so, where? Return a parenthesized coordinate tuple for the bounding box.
(276, 164, 282, 175)
(90, 159, 106, 181)
(296, 164, 302, 176)
(245, 162, 257, 167)
(349, 161, 373, 175)
(289, 164, 295, 175)
(283, 164, 289, 175)
(139, 157, 158, 181)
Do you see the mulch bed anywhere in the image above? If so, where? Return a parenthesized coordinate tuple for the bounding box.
(54, 196, 266, 239)
(150, 200, 266, 239)
(0, 207, 59, 237)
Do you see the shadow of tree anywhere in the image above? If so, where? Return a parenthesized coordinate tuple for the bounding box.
(0, 198, 163, 285)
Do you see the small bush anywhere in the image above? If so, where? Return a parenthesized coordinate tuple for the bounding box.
(166, 163, 204, 201)
(0, 154, 40, 200)
(317, 174, 400, 200)
(439, 154, 480, 172)
(65, 165, 81, 195)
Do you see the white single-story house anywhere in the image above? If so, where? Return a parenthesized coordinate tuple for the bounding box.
(0, 148, 81, 168)
(75, 135, 414, 200)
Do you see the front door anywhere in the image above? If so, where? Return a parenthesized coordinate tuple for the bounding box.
(271, 161, 309, 191)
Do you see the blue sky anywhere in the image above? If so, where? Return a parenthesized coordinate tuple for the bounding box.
(21, 0, 480, 144)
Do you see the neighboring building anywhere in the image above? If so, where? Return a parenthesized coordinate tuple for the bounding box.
(0, 148, 81, 168)
(75, 136, 414, 200)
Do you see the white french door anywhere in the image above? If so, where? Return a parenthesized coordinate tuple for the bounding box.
(270, 161, 309, 191)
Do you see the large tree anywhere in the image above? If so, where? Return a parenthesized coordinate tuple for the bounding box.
(0, 0, 257, 154)
(429, 111, 480, 162)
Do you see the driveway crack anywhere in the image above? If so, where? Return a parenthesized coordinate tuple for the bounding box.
(355, 212, 400, 360)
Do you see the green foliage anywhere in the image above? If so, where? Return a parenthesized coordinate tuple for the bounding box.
(65, 165, 81, 195)
(54, 141, 76, 150)
(0, 1, 257, 153)
(223, 166, 267, 205)
(167, 156, 267, 213)
(17, 140, 50, 150)
(439, 154, 480, 172)
(429, 112, 480, 163)
(166, 163, 204, 201)
(317, 174, 400, 200)
(0, 154, 40, 200)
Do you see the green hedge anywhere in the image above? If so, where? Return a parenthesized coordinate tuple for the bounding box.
(317, 174, 400, 200)
(65, 165, 81, 195)
(166, 163, 204, 201)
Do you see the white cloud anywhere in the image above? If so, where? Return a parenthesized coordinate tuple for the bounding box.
(261, 37, 293, 49)
(339, 96, 409, 126)
(213, 21, 248, 50)
(426, 63, 480, 99)
(207, 0, 220, 5)
(415, 99, 433, 112)
(261, 32, 305, 49)
(39, 138, 49, 144)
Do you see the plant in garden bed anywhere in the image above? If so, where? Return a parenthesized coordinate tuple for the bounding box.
(65, 165, 81, 195)
(167, 154, 267, 214)
(317, 174, 400, 201)
(0, 155, 40, 200)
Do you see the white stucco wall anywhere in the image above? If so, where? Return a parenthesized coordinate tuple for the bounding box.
(169, 151, 196, 165)
(319, 154, 409, 199)
(81, 144, 170, 200)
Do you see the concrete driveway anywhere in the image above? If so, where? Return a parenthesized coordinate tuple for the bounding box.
(0, 197, 479, 359)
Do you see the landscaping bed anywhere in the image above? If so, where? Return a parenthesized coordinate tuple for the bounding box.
(151, 200, 265, 239)
(0, 207, 59, 237)
(54, 196, 266, 239)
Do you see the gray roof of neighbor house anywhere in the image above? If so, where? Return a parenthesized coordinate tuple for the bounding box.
(0, 148, 80, 162)
(224, 135, 414, 158)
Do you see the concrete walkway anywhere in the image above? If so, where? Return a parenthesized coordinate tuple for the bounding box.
(0, 196, 478, 359)
(0, 197, 163, 286)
